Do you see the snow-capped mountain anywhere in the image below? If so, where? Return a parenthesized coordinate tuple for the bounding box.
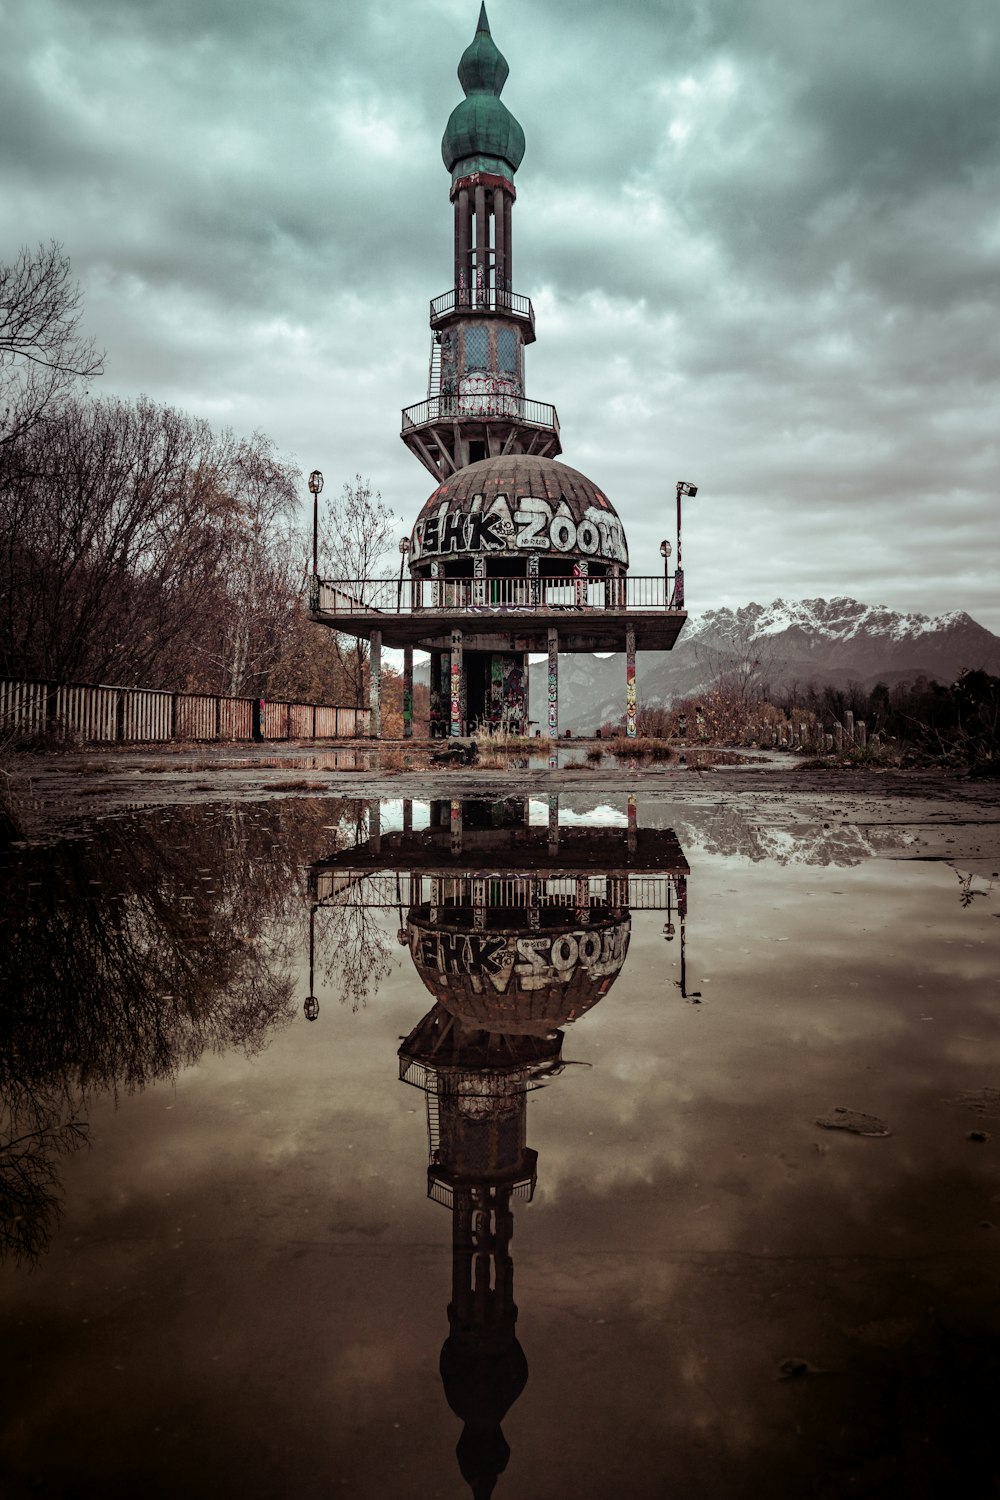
(525, 597, 1000, 733)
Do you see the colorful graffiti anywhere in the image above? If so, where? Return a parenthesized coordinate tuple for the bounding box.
(450, 630, 463, 736)
(547, 630, 558, 739)
(625, 625, 636, 739)
(412, 920, 631, 989)
(410, 492, 628, 566)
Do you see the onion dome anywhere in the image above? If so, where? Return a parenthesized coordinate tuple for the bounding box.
(409, 454, 630, 571)
(442, 5, 526, 184)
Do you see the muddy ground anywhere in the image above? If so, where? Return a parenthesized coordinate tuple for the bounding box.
(6, 739, 1000, 871)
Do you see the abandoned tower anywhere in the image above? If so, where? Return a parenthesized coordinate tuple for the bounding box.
(311, 4, 689, 737)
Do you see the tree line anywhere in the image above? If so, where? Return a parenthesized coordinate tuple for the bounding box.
(1, 241, 405, 708)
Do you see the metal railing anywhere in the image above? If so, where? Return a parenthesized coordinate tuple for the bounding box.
(314, 871, 684, 911)
(401, 393, 559, 433)
(315, 574, 682, 615)
(0, 677, 371, 745)
(430, 286, 535, 332)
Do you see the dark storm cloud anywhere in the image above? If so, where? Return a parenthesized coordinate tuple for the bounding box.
(2, 0, 997, 625)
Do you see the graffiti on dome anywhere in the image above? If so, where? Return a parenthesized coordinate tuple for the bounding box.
(410, 492, 628, 566)
(411, 920, 631, 991)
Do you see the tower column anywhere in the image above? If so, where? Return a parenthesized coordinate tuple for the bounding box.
(547, 627, 558, 739)
(474, 183, 488, 302)
(494, 185, 506, 298)
(503, 192, 513, 289)
(370, 629, 382, 739)
(403, 644, 414, 738)
(456, 186, 471, 301)
(451, 628, 464, 737)
(625, 624, 636, 739)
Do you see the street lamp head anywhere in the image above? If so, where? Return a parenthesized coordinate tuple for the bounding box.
(308, 469, 324, 495)
(676, 480, 698, 498)
(399, 537, 411, 555)
(303, 995, 320, 1021)
(659, 540, 672, 559)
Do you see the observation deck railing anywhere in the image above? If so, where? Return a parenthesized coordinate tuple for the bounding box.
(430, 286, 535, 338)
(314, 574, 684, 616)
(401, 392, 559, 434)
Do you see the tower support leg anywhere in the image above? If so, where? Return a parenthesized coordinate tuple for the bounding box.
(625, 624, 636, 739)
(403, 645, 413, 739)
(547, 627, 558, 739)
(450, 628, 463, 737)
(370, 629, 382, 739)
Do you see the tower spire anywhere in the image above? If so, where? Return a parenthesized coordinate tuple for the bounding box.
(477, 1, 490, 33)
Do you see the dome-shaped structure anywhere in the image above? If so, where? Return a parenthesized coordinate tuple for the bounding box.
(442, 4, 525, 183)
(409, 454, 629, 573)
(407, 908, 631, 1036)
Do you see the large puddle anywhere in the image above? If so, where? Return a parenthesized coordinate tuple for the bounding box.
(1, 794, 998, 1498)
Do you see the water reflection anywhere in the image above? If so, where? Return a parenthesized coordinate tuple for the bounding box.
(0, 800, 344, 1261)
(311, 796, 690, 1495)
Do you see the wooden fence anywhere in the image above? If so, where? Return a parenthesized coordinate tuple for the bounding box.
(0, 679, 371, 745)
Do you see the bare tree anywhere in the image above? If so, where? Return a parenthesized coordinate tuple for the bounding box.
(1, 242, 103, 447)
(317, 475, 402, 707)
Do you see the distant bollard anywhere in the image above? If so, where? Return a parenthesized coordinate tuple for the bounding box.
(857, 719, 867, 750)
(825, 732, 834, 752)
(844, 710, 855, 746)
(799, 722, 807, 748)
(833, 722, 843, 753)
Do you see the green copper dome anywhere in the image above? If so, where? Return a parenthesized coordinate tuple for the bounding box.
(442, 4, 525, 184)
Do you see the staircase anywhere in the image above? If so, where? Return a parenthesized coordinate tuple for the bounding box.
(427, 335, 441, 398)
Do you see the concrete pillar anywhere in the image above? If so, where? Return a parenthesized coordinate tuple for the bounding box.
(474, 184, 488, 303)
(627, 793, 638, 854)
(369, 629, 382, 738)
(574, 558, 588, 608)
(522, 651, 530, 734)
(450, 798, 463, 856)
(456, 187, 471, 300)
(473, 554, 486, 606)
(625, 624, 637, 739)
(548, 794, 559, 856)
(825, 732, 834, 753)
(494, 186, 505, 299)
(528, 552, 540, 606)
(429, 799, 442, 830)
(547, 626, 558, 739)
(369, 800, 381, 855)
(857, 719, 867, 749)
(503, 192, 513, 288)
(402, 798, 412, 834)
(528, 876, 540, 929)
(844, 710, 855, 746)
(450, 628, 463, 737)
(833, 721, 843, 754)
(402, 645, 413, 739)
(576, 876, 590, 925)
(473, 876, 486, 929)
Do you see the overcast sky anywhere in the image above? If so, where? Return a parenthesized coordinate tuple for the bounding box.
(4, 0, 998, 628)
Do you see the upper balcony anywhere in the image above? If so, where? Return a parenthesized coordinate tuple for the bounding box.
(430, 286, 536, 343)
(401, 392, 559, 438)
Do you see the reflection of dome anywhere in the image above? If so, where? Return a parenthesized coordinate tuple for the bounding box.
(408, 909, 631, 1037)
(409, 455, 629, 572)
(442, 5, 525, 182)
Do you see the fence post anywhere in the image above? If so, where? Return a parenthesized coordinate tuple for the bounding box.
(252, 699, 263, 743)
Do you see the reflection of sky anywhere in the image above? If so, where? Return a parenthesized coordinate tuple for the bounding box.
(2, 838, 999, 1497)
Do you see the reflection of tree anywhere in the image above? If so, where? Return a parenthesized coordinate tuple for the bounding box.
(315, 896, 393, 1012)
(0, 797, 345, 1261)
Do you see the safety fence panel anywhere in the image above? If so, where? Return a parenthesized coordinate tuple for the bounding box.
(2, 679, 371, 744)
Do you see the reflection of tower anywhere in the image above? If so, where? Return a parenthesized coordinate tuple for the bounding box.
(397, 805, 634, 1498)
(307, 797, 692, 1494)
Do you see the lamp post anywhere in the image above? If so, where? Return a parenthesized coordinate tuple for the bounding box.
(659, 539, 671, 607)
(398, 535, 411, 610)
(675, 480, 697, 573)
(309, 469, 324, 581)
